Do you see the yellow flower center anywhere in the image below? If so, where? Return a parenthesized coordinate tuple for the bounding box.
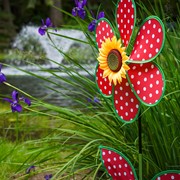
(97, 36, 130, 86)
(107, 49, 122, 72)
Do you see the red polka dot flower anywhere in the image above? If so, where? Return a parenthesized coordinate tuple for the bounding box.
(99, 146, 180, 180)
(95, 0, 165, 123)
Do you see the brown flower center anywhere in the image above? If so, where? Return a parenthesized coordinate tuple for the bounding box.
(107, 49, 122, 72)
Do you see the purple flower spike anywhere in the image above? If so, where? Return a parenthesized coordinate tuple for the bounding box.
(72, 0, 87, 19)
(38, 17, 55, 36)
(4, 90, 31, 113)
(88, 11, 105, 32)
(0, 64, 6, 83)
(44, 174, 53, 180)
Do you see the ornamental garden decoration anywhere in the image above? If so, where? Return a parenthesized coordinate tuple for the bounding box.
(93, 0, 180, 179)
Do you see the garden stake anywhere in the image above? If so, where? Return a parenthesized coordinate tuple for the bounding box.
(138, 113, 142, 180)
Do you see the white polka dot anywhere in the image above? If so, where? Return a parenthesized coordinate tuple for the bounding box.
(143, 87, 146, 91)
(125, 102, 128, 106)
(125, 112, 128, 116)
(171, 175, 175, 179)
(144, 77, 147, 82)
(127, 19, 130, 24)
(118, 172, 121, 176)
(146, 39, 149, 44)
(113, 165, 116, 169)
(124, 3, 127, 8)
(150, 74, 154, 78)
(157, 38, 160, 43)
(108, 150, 111, 154)
(132, 66, 136, 70)
(137, 54, 140, 58)
(125, 92, 129, 96)
(140, 45, 143, 49)
(131, 14, 134, 19)
(113, 157, 116, 161)
(137, 90, 140, 94)
(153, 24, 156, 28)
(137, 81, 140, 85)
(145, 68, 148, 72)
(114, 172, 117, 176)
(144, 49, 147, 53)
(115, 100, 118, 104)
(128, 9, 130, 13)
(147, 30, 150, 34)
(150, 84, 153, 88)
(143, 96, 146, 100)
(150, 44, 153, 48)
(99, 31, 101, 35)
(124, 14, 127, 19)
(108, 166, 111, 170)
(120, 9, 123, 13)
(152, 34, 155, 38)
(130, 98, 134, 102)
(102, 152, 106, 155)
(130, 108, 133, 112)
(151, 64, 154, 69)
(125, 82, 129, 86)
(143, 26, 146, 30)
(148, 20, 151, 24)
(119, 164, 122, 168)
(120, 106, 123, 110)
(104, 86, 107, 90)
(141, 35, 144, 39)
(156, 48, 159, 53)
(149, 93, 152, 97)
(127, 30, 130, 34)
(107, 158, 111, 162)
(131, 25, 133, 29)
(149, 53, 152, 58)
(124, 172, 127, 176)
(156, 70, 160, 75)
(158, 28, 161, 33)
(117, 14, 120, 18)
(156, 80, 159, 85)
(136, 104, 139, 108)
(156, 90, 159, 94)
(138, 71, 142, 76)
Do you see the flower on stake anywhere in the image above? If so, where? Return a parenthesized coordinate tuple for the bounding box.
(38, 17, 56, 36)
(99, 146, 180, 180)
(4, 90, 31, 112)
(95, 0, 165, 123)
(72, 0, 87, 19)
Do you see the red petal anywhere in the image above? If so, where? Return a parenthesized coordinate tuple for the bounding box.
(96, 19, 115, 49)
(130, 17, 165, 62)
(96, 64, 112, 97)
(116, 0, 136, 47)
(153, 171, 180, 180)
(100, 146, 137, 180)
(127, 62, 165, 105)
(113, 78, 140, 122)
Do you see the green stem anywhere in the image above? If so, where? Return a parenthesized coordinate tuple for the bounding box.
(15, 113, 19, 143)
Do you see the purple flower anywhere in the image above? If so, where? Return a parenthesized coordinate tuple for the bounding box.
(88, 11, 105, 32)
(26, 165, 35, 174)
(38, 17, 55, 36)
(0, 64, 6, 83)
(72, 0, 87, 19)
(4, 90, 31, 113)
(44, 174, 52, 180)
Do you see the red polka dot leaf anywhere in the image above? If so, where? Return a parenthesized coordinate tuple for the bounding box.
(100, 146, 180, 180)
(95, 0, 165, 123)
